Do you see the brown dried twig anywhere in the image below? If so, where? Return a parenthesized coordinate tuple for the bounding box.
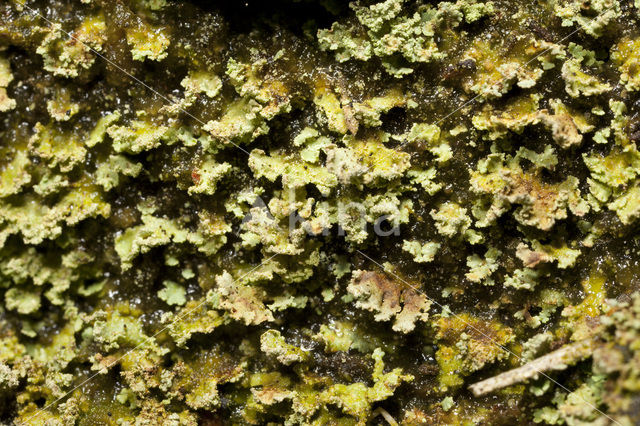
(469, 339, 594, 397)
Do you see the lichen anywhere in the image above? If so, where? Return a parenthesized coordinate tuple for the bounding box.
(470, 148, 589, 230)
(126, 25, 170, 62)
(402, 240, 440, 263)
(612, 37, 640, 91)
(1, 0, 640, 424)
(260, 330, 309, 365)
(553, 0, 621, 38)
(465, 247, 501, 285)
(349, 270, 432, 333)
(318, 0, 494, 77)
(36, 16, 107, 77)
(0, 55, 16, 112)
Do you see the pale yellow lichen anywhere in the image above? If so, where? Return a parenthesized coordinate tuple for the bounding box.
(29, 122, 86, 173)
(126, 25, 170, 62)
(554, 0, 621, 38)
(158, 281, 187, 306)
(46, 91, 80, 122)
(0, 56, 16, 112)
(260, 330, 308, 365)
(430, 201, 471, 238)
(402, 240, 440, 263)
(36, 16, 107, 77)
(561, 58, 611, 98)
(348, 270, 431, 333)
(187, 158, 232, 196)
(608, 184, 640, 225)
(107, 120, 171, 154)
(470, 149, 588, 230)
(516, 240, 581, 269)
(249, 149, 338, 196)
(465, 247, 501, 285)
(181, 71, 222, 98)
(313, 84, 349, 134)
(0, 146, 31, 198)
(204, 97, 269, 143)
(611, 37, 640, 91)
(215, 271, 275, 326)
(95, 155, 143, 191)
